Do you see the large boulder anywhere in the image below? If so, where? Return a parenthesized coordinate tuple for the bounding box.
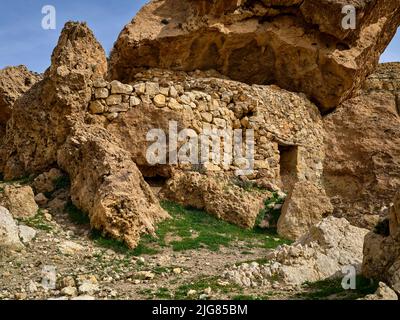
(277, 180, 333, 241)
(108, 0, 400, 111)
(323, 63, 400, 227)
(0, 185, 38, 219)
(0, 66, 41, 137)
(225, 216, 369, 286)
(58, 125, 170, 248)
(0, 206, 23, 251)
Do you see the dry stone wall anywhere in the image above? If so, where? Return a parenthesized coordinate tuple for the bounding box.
(88, 69, 325, 192)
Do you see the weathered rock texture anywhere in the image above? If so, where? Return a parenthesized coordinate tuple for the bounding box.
(108, 0, 400, 110)
(0, 185, 38, 219)
(57, 125, 169, 248)
(88, 68, 325, 228)
(0, 22, 168, 248)
(277, 180, 333, 240)
(0, 206, 23, 251)
(363, 191, 400, 294)
(225, 216, 369, 286)
(323, 63, 400, 227)
(161, 172, 268, 228)
(0, 66, 41, 137)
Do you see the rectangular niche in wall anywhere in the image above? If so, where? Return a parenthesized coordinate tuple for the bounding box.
(278, 144, 299, 192)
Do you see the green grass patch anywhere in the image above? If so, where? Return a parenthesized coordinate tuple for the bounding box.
(23, 210, 53, 232)
(132, 201, 290, 253)
(295, 276, 378, 300)
(89, 200, 290, 256)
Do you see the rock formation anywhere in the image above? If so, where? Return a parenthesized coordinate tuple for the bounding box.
(0, 66, 41, 137)
(277, 180, 333, 241)
(0, 22, 169, 249)
(108, 0, 400, 111)
(323, 63, 400, 228)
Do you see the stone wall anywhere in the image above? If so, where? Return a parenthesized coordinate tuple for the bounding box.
(88, 69, 325, 192)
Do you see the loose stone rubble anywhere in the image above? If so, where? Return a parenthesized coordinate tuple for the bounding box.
(224, 217, 368, 287)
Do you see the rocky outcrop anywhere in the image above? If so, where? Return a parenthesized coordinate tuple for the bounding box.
(0, 66, 41, 137)
(323, 63, 400, 228)
(361, 282, 398, 300)
(58, 125, 170, 248)
(277, 180, 333, 241)
(224, 216, 369, 286)
(108, 0, 400, 111)
(0, 22, 169, 249)
(362, 191, 400, 294)
(0, 22, 107, 179)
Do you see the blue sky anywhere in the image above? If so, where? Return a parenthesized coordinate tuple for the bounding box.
(0, 1, 398, 73)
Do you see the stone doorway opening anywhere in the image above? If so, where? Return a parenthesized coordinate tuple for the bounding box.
(278, 144, 299, 192)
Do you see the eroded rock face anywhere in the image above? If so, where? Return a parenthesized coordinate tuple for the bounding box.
(0, 22, 107, 179)
(0, 66, 41, 137)
(277, 180, 333, 241)
(58, 125, 170, 248)
(362, 191, 400, 294)
(323, 63, 400, 227)
(108, 0, 400, 110)
(225, 216, 368, 286)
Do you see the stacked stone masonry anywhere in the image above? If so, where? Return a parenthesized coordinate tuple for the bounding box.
(89, 69, 325, 191)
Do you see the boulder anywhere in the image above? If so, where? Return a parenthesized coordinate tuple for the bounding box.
(32, 168, 64, 194)
(57, 124, 170, 248)
(0, 206, 23, 250)
(0, 22, 107, 179)
(277, 181, 333, 240)
(108, 0, 400, 111)
(161, 172, 268, 228)
(0, 185, 38, 218)
(323, 63, 400, 228)
(18, 225, 37, 244)
(225, 216, 369, 286)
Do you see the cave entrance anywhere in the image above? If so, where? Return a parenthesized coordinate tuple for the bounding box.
(278, 144, 299, 192)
